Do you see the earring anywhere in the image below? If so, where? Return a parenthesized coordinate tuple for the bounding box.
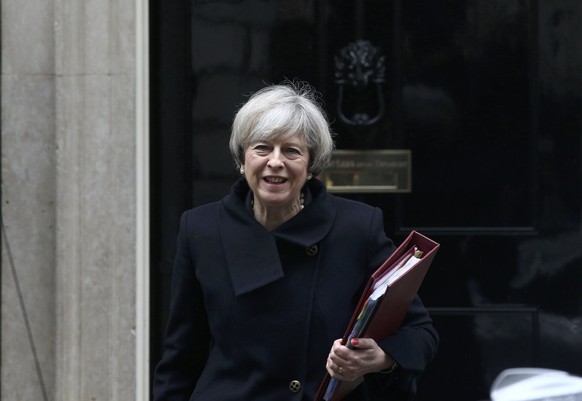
(240, 166, 244, 175)
(307, 174, 312, 180)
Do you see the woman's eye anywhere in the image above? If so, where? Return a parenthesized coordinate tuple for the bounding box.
(286, 148, 301, 155)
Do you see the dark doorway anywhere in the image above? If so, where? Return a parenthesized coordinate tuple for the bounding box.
(150, 1, 582, 400)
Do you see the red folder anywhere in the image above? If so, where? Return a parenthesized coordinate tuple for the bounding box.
(314, 230, 440, 401)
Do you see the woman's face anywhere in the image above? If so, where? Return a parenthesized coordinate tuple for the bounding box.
(243, 134, 310, 211)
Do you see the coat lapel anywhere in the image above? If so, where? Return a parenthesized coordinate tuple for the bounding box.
(218, 178, 335, 296)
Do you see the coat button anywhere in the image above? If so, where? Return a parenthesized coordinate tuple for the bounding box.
(289, 379, 301, 393)
(305, 245, 318, 256)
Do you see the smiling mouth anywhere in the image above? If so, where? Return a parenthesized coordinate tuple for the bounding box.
(264, 176, 286, 184)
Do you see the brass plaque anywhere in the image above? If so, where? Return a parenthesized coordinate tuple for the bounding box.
(321, 150, 411, 193)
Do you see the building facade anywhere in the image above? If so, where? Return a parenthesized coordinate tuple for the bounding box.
(2, 1, 582, 401)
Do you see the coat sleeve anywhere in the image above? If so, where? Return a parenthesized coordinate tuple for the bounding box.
(153, 211, 211, 401)
(356, 208, 439, 401)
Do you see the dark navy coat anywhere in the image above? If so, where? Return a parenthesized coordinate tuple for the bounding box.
(153, 178, 438, 401)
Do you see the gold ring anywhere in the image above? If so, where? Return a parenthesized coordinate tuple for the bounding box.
(338, 366, 344, 375)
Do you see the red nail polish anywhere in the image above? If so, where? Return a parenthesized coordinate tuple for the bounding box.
(351, 338, 359, 346)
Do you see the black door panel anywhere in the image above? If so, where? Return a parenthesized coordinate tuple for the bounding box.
(150, 1, 582, 400)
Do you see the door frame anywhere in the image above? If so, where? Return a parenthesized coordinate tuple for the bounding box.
(136, 0, 150, 398)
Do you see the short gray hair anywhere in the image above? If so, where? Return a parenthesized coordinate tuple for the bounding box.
(229, 81, 334, 176)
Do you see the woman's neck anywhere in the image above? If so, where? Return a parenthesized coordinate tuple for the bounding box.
(252, 194, 304, 231)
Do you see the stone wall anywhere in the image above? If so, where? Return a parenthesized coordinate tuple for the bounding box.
(1, 0, 145, 399)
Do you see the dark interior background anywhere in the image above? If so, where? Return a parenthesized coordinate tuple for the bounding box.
(150, 1, 582, 400)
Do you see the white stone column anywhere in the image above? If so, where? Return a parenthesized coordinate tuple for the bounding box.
(53, 0, 137, 400)
(1, 0, 144, 399)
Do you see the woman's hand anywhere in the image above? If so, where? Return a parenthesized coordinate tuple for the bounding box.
(326, 338, 396, 382)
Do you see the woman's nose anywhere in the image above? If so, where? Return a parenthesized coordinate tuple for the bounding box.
(267, 149, 284, 168)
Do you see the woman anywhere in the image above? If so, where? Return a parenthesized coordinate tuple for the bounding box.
(153, 81, 438, 401)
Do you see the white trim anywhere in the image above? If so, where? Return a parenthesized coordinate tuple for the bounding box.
(136, 0, 150, 398)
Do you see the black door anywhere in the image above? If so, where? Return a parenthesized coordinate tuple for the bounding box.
(150, 1, 582, 400)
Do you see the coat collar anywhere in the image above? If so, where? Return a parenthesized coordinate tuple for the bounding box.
(218, 178, 336, 296)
